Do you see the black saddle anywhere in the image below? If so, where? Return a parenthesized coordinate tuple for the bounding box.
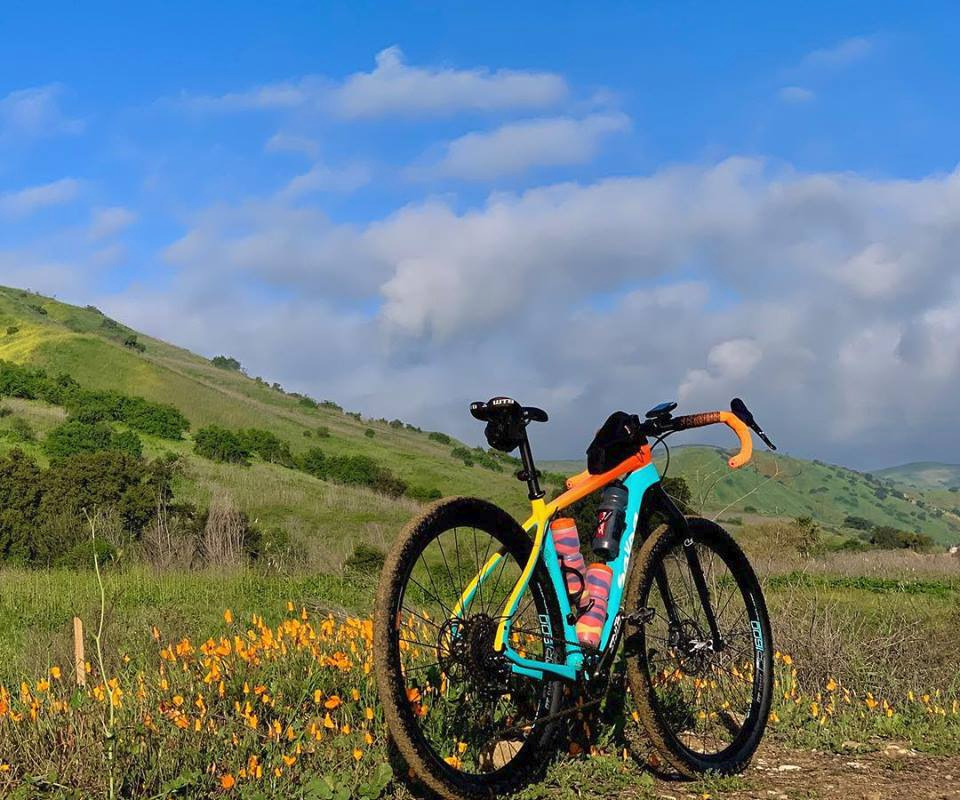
(469, 397, 548, 452)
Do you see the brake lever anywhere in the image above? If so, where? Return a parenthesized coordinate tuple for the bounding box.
(731, 397, 777, 451)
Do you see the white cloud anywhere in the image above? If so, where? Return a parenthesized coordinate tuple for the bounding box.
(278, 161, 372, 199)
(778, 86, 815, 103)
(415, 112, 630, 180)
(265, 133, 321, 159)
(89, 206, 137, 240)
(0, 84, 83, 139)
(181, 46, 568, 119)
(0, 178, 81, 217)
(88, 157, 960, 467)
(330, 46, 568, 118)
(799, 35, 876, 70)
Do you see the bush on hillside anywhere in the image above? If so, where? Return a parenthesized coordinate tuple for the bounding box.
(44, 421, 115, 459)
(237, 428, 295, 467)
(7, 417, 35, 443)
(428, 431, 451, 445)
(344, 542, 386, 575)
(843, 515, 874, 531)
(871, 525, 934, 552)
(211, 355, 243, 372)
(407, 486, 442, 503)
(0, 361, 189, 440)
(296, 448, 407, 498)
(364, 428, 375, 438)
(193, 426, 251, 464)
(316, 426, 330, 438)
(6, 326, 18, 336)
(0, 449, 177, 564)
(123, 334, 146, 353)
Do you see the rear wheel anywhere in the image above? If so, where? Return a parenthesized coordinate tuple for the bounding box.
(625, 517, 773, 776)
(374, 497, 566, 800)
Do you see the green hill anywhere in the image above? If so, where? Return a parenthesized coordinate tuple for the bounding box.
(875, 462, 960, 491)
(0, 286, 529, 566)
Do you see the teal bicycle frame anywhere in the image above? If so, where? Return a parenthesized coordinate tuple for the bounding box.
(454, 461, 662, 682)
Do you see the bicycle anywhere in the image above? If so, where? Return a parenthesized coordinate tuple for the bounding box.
(374, 396, 778, 799)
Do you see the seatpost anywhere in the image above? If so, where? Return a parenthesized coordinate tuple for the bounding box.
(517, 433, 544, 501)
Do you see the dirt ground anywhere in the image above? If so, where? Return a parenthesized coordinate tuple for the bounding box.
(656, 741, 960, 800)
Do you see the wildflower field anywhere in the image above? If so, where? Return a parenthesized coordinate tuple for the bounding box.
(2, 564, 960, 799)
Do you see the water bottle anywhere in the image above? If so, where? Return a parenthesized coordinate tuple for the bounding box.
(549, 517, 587, 609)
(592, 482, 628, 560)
(576, 563, 613, 648)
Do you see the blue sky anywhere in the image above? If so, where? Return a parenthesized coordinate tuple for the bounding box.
(2, 2, 960, 467)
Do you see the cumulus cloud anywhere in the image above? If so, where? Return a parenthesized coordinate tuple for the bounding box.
(181, 46, 567, 119)
(143, 157, 960, 467)
(0, 178, 82, 217)
(0, 84, 84, 139)
(414, 112, 630, 180)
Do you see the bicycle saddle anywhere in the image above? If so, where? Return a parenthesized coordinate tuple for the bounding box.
(469, 397, 548, 423)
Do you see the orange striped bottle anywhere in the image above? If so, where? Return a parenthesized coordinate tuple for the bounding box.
(549, 517, 587, 609)
(576, 563, 613, 649)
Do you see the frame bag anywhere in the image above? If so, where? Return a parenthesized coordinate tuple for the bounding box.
(586, 411, 644, 474)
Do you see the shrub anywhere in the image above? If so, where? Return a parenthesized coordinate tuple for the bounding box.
(364, 428, 375, 438)
(298, 448, 327, 478)
(389, 419, 404, 429)
(316, 426, 330, 438)
(7, 417, 35, 443)
(237, 428, 294, 467)
(117, 396, 190, 439)
(344, 542, 386, 575)
(211, 355, 243, 371)
(0, 407, 10, 418)
(44, 421, 116, 458)
(5, 326, 18, 336)
(407, 486, 442, 503)
(428, 431, 451, 445)
(319, 400, 342, 412)
(843, 515, 874, 531)
(193, 426, 251, 464)
(302, 430, 312, 438)
(297, 448, 406, 497)
(297, 396, 318, 410)
(56, 538, 117, 569)
(871, 526, 934, 551)
(123, 334, 146, 352)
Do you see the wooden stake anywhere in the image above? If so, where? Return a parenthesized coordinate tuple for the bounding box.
(73, 617, 86, 687)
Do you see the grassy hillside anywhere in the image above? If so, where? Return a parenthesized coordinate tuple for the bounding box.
(0, 286, 532, 565)
(545, 444, 960, 545)
(876, 461, 960, 490)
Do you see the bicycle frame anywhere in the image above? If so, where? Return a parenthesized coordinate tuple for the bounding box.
(452, 446, 664, 682)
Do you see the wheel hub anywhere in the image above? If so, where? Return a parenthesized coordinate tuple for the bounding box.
(438, 614, 511, 697)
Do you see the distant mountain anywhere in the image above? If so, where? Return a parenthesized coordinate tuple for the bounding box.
(875, 462, 960, 491)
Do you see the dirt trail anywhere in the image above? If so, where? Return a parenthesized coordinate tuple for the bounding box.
(656, 742, 960, 800)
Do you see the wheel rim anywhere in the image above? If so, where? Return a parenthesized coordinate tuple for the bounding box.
(638, 536, 766, 759)
(390, 524, 561, 777)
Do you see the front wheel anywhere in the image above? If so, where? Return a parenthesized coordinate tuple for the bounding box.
(625, 516, 773, 776)
(373, 497, 566, 800)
